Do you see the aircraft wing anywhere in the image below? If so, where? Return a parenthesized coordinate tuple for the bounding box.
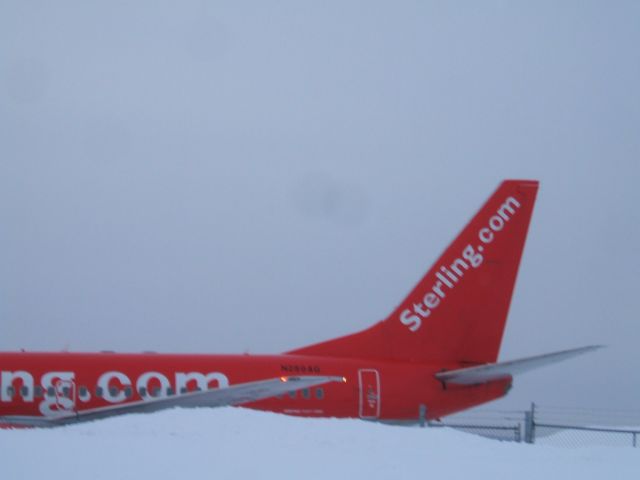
(1, 375, 344, 428)
(435, 346, 602, 386)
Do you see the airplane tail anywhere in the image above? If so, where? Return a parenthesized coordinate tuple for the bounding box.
(288, 179, 539, 365)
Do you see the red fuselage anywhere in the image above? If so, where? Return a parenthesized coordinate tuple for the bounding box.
(0, 351, 509, 424)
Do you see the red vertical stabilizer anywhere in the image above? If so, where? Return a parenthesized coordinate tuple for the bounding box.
(288, 180, 539, 365)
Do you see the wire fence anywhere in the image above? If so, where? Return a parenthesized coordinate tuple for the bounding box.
(431, 422, 522, 442)
(534, 423, 639, 448)
(433, 404, 640, 448)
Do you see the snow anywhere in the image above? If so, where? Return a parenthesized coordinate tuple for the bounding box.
(1, 408, 637, 479)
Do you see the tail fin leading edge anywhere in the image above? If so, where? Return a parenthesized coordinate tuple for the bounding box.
(289, 180, 539, 365)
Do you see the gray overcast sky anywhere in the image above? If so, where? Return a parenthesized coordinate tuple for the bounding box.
(1, 1, 639, 411)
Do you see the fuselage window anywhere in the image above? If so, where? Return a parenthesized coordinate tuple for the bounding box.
(20, 386, 29, 397)
(151, 387, 160, 397)
(47, 386, 55, 397)
(288, 390, 296, 399)
(79, 386, 88, 397)
(180, 387, 188, 394)
(315, 387, 324, 400)
(109, 387, 119, 397)
(302, 388, 310, 399)
(6, 386, 15, 398)
(124, 386, 133, 398)
(167, 387, 175, 396)
(139, 387, 147, 397)
(62, 386, 71, 398)
(95, 386, 104, 398)
(34, 386, 44, 398)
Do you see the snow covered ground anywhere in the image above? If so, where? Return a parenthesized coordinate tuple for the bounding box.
(1, 408, 637, 479)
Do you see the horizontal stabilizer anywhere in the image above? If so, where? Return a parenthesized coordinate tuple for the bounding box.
(435, 346, 602, 385)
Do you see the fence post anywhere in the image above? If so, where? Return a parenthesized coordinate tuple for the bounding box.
(419, 404, 427, 428)
(524, 402, 536, 444)
(532, 402, 536, 444)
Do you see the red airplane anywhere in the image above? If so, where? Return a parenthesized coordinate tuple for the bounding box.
(0, 179, 598, 427)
